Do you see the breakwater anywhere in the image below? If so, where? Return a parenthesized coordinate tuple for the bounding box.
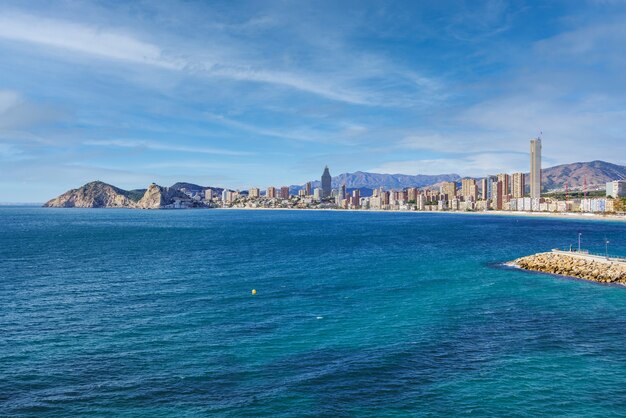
(511, 251, 626, 284)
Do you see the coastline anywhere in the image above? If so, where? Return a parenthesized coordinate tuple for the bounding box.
(216, 207, 626, 222)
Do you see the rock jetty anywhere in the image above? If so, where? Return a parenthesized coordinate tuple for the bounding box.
(512, 251, 626, 284)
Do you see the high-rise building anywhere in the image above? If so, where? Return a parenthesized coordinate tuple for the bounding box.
(321, 166, 332, 198)
(280, 186, 290, 199)
(497, 173, 510, 196)
(606, 180, 626, 198)
(492, 180, 504, 210)
(461, 178, 478, 201)
(249, 187, 260, 198)
(305, 182, 312, 196)
(530, 137, 542, 199)
(336, 184, 346, 203)
(382, 190, 390, 206)
(351, 189, 360, 208)
(480, 178, 488, 200)
(512, 173, 525, 198)
(313, 188, 322, 200)
(441, 181, 456, 199)
(486, 175, 498, 201)
(267, 186, 276, 198)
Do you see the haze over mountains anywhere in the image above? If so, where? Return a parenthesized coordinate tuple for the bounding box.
(305, 172, 461, 191)
(44, 160, 626, 208)
(301, 160, 626, 194)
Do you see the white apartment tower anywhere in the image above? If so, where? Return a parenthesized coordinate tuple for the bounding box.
(530, 137, 542, 200)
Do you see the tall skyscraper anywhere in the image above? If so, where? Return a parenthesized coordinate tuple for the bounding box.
(461, 178, 478, 201)
(530, 137, 542, 199)
(512, 173, 525, 198)
(336, 184, 346, 203)
(280, 186, 290, 199)
(267, 186, 276, 198)
(480, 178, 488, 200)
(497, 173, 510, 196)
(492, 180, 504, 210)
(305, 182, 312, 196)
(321, 166, 332, 198)
(485, 175, 497, 201)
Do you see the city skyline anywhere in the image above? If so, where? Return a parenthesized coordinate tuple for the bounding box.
(2, 1, 626, 201)
(39, 131, 626, 212)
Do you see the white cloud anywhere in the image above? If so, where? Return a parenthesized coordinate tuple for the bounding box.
(369, 152, 530, 177)
(0, 13, 182, 69)
(0, 11, 441, 106)
(83, 139, 251, 156)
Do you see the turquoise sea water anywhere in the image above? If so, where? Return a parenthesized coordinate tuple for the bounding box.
(2, 207, 626, 416)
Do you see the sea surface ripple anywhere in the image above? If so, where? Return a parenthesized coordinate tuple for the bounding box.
(2, 208, 626, 416)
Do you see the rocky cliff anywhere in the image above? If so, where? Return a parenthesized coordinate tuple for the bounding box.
(43, 181, 140, 208)
(44, 181, 204, 209)
(512, 252, 626, 284)
(135, 183, 190, 209)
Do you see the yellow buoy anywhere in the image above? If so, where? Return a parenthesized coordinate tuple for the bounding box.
(251, 289, 257, 295)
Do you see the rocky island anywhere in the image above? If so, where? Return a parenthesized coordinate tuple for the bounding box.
(511, 251, 626, 284)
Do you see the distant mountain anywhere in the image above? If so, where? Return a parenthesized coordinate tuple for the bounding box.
(539, 160, 626, 191)
(170, 182, 223, 195)
(294, 171, 460, 192)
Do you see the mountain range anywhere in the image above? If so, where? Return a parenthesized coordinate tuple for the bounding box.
(44, 160, 626, 208)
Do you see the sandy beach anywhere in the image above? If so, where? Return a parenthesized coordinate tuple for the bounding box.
(218, 206, 626, 222)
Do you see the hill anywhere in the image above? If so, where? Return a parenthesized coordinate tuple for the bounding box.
(540, 160, 626, 191)
(43, 181, 140, 208)
(170, 182, 224, 195)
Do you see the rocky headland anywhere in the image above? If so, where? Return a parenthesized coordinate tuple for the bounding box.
(44, 181, 218, 209)
(511, 251, 626, 284)
(43, 181, 142, 208)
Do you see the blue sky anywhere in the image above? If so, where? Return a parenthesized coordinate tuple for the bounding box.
(1, 0, 626, 201)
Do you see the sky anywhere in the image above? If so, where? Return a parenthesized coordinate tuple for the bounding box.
(1, 0, 626, 202)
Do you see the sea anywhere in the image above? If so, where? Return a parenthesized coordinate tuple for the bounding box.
(2, 207, 626, 417)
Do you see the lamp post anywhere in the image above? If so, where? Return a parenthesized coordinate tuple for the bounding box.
(578, 233, 582, 253)
(606, 239, 610, 259)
